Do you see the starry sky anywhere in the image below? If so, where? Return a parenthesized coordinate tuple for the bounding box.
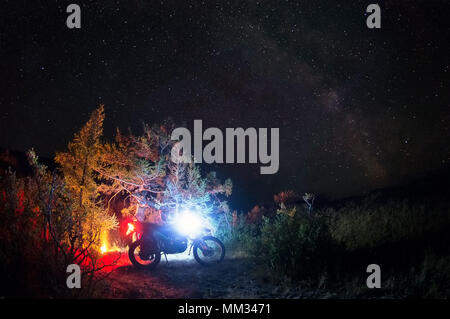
(0, 1, 449, 209)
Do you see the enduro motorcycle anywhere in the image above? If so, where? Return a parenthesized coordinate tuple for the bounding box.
(125, 210, 225, 269)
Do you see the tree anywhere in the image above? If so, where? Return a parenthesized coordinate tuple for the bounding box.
(95, 119, 232, 225)
(55, 105, 104, 208)
(55, 105, 117, 254)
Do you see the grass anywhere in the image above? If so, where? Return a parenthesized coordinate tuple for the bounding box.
(219, 194, 450, 298)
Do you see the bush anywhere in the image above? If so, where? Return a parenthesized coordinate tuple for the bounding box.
(0, 152, 116, 298)
(232, 195, 450, 297)
(213, 210, 261, 256)
(241, 206, 331, 279)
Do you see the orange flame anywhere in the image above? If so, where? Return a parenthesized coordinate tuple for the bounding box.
(100, 230, 109, 254)
(99, 230, 125, 254)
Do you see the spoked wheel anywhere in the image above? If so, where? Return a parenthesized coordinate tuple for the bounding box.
(193, 236, 225, 266)
(128, 240, 161, 270)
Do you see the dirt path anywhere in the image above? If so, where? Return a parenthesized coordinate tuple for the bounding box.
(99, 252, 305, 299)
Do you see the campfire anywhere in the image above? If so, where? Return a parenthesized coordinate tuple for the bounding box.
(99, 230, 124, 254)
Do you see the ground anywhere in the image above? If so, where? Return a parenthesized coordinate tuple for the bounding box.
(99, 251, 311, 299)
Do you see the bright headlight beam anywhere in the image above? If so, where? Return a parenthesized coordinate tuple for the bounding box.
(175, 210, 203, 237)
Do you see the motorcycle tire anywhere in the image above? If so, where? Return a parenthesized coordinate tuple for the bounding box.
(193, 236, 225, 266)
(128, 240, 161, 270)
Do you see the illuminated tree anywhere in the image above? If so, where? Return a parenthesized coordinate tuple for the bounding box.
(55, 104, 232, 233)
(95, 118, 233, 225)
(55, 105, 104, 208)
(55, 105, 117, 251)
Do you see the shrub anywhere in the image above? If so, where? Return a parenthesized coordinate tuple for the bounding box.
(249, 206, 330, 278)
(213, 209, 261, 256)
(0, 151, 117, 298)
(233, 195, 450, 297)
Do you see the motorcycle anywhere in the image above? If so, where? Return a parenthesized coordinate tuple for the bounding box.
(125, 210, 225, 269)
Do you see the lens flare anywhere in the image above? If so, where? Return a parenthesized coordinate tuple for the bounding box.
(175, 210, 203, 237)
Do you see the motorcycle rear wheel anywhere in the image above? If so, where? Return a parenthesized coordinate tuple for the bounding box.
(193, 236, 225, 266)
(128, 240, 161, 270)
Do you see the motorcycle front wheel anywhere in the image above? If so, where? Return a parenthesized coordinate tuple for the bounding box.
(128, 240, 161, 270)
(193, 236, 225, 266)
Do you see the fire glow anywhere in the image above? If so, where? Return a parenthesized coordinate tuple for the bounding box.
(99, 230, 123, 254)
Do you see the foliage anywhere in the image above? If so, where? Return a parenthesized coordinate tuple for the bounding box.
(329, 198, 450, 251)
(257, 208, 330, 277)
(233, 192, 450, 297)
(54, 105, 118, 248)
(94, 117, 232, 226)
(3, 104, 450, 298)
(273, 190, 297, 207)
(0, 150, 116, 297)
(382, 252, 450, 298)
(55, 105, 105, 208)
(1, 105, 234, 297)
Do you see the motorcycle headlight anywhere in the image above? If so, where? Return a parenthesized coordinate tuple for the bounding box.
(174, 210, 203, 237)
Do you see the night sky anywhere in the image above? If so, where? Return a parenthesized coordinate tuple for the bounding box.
(1, 1, 449, 209)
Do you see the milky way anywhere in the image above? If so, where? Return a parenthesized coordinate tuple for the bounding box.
(0, 1, 449, 209)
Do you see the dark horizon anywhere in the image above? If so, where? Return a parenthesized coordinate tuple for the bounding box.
(2, 146, 450, 212)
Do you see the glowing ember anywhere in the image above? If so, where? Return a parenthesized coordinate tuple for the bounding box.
(100, 243, 107, 254)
